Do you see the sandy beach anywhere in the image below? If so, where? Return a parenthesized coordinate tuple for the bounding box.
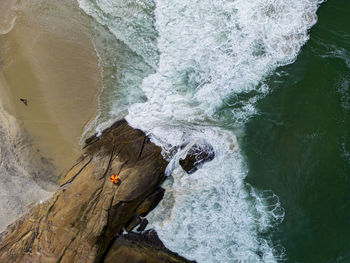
(0, 0, 101, 181)
(0, 0, 101, 231)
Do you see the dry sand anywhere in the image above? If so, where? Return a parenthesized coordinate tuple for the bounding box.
(0, 0, 101, 181)
(0, 0, 102, 231)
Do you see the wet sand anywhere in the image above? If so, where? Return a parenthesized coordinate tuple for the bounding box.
(0, 0, 101, 182)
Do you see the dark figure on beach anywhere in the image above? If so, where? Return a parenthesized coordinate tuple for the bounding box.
(20, 98, 28, 106)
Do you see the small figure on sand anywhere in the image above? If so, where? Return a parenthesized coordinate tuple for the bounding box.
(20, 98, 28, 106)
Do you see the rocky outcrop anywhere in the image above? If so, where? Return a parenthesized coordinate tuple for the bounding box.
(0, 119, 191, 263)
(179, 143, 215, 174)
(104, 231, 196, 263)
(136, 187, 165, 217)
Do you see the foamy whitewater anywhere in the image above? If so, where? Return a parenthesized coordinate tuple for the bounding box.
(79, 0, 322, 261)
(0, 109, 52, 232)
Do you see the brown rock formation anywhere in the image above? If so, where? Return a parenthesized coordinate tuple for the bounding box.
(104, 231, 196, 263)
(0, 120, 191, 263)
(179, 143, 215, 174)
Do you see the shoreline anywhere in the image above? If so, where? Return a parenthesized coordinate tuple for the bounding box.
(0, 0, 101, 180)
(0, 0, 102, 231)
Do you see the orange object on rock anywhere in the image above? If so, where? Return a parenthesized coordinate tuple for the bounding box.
(110, 174, 120, 184)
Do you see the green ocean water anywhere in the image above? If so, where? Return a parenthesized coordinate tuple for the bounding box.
(78, 0, 348, 261)
(243, 0, 350, 262)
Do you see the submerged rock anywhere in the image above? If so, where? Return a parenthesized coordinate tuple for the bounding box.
(179, 143, 215, 174)
(0, 120, 182, 263)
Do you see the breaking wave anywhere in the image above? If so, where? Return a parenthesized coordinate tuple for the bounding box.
(79, 0, 323, 261)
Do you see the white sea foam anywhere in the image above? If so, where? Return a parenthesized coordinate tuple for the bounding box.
(77, 0, 158, 68)
(321, 45, 350, 69)
(337, 74, 350, 113)
(79, 0, 322, 261)
(0, 17, 16, 35)
(0, 108, 52, 232)
(127, 0, 322, 129)
(145, 128, 285, 262)
(77, 0, 157, 137)
(126, 1, 320, 261)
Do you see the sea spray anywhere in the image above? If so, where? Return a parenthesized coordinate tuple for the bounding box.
(79, 0, 323, 261)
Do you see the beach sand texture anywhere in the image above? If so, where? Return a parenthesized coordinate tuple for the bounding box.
(0, 0, 101, 231)
(0, 0, 100, 179)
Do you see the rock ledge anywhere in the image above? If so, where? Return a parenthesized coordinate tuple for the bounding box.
(0, 120, 192, 263)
